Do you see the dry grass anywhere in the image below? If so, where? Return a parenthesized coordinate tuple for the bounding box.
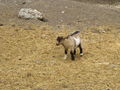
(0, 24, 120, 90)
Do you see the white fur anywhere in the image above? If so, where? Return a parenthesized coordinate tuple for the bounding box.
(73, 37, 80, 46)
(63, 55, 67, 60)
(80, 53, 83, 56)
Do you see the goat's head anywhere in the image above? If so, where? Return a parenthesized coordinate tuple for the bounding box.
(56, 36, 64, 46)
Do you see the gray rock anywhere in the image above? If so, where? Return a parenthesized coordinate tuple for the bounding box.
(18, 8, 43, 20)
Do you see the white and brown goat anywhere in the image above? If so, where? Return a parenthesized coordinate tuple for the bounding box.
(56, 31, 83, 60)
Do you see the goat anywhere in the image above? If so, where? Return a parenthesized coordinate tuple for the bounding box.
(56, 31, 83, 60)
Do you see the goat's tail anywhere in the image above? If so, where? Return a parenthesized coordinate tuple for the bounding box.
(65, 31, 80, 39)
(70, 31, 80, 36)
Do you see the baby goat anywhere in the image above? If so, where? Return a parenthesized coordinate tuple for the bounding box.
(56, 31, 83, 60)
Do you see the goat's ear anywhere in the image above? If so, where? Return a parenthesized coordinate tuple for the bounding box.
(56, 36, 64, 42)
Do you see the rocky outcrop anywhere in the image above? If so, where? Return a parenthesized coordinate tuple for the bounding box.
(18, 8, 47, 22)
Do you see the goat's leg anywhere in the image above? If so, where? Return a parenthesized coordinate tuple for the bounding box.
(64, 49, 68, 60)
(78, 43, 83, 56)
(74, 49, 76, 56)
(70, 50, 75, 60)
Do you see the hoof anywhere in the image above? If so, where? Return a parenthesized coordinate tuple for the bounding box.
(80, 53, 83, 56)
(63, 55, 67, 60)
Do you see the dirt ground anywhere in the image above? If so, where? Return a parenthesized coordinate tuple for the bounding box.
(0, 0, 120, 90)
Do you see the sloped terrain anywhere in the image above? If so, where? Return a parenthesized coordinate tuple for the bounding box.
(0, 0, 120, 29)
(0, 0, 120, 90)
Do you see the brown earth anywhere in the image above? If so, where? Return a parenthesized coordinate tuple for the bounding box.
(0, 0, 120, 90)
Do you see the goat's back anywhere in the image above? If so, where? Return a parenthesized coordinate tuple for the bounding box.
(70, 31, 80, 36)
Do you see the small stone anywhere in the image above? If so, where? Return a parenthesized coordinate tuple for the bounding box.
(0, 24, 4, 26)
(18, 58, 22, 60)
(11, 24, 15, 27)
(22, 2, 26, 4)
(27, 73, 32, 77)
(52, 56, 55, 57)
(61, 11, 65, 14)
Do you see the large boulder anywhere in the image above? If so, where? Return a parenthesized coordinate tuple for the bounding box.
(18, 8, 47, 21)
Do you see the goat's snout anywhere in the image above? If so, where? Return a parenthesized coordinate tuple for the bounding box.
(56, 41, 61, 46)
(56, 43, 59, 46)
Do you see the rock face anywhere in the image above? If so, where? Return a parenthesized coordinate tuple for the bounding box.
(18, 8, 43, 20)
